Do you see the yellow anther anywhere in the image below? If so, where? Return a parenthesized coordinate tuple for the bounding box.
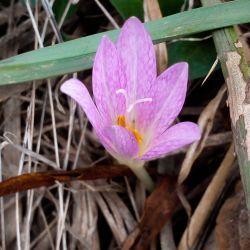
(117, 115, 126, 127)
(116, 115, 143, 145)
(128, 127, 143, 144)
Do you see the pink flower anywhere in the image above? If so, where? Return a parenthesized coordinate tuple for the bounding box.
(61, 17, 200, 168)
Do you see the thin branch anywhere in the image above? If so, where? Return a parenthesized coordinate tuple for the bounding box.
(0, 165, 157, 197)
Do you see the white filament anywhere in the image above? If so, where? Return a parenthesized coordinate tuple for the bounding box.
(116, 88, 152, 113)
(116, 89, 128, 99)
(127, 98, 152, 113)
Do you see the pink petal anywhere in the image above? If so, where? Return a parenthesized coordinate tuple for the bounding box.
(105, 125, 139, 158)
(92, 36, 126, 124)
(60, 78, 103, 133)
(140, 62, 189, 137)
(116, 17, 156, 126)
(140, 122, 201, 160)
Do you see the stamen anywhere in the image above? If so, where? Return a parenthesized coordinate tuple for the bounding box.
(116, 89, 127, 99)
(129, 128, 143, 144)
(116, 88, 128, 108)
(127, 98, 152, 113)
(117, 115, 126, 127)
(116, 89, 152, 114)
(116, 114, 143, 145)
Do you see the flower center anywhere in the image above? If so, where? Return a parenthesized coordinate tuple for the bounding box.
(117, 115, 143, 144)
(115, 89, 152, 145)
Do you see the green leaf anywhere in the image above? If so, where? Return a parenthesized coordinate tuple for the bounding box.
(168, 39, 217, 80)
(109, 0, 185, 20)
(0, 0, 250, 85)
(159, 0, 184, 17)
(53, 0, 78, 22)
(110, 0, 143, 20)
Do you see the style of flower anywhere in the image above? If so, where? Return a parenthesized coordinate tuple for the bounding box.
(61, 17, 201, 190)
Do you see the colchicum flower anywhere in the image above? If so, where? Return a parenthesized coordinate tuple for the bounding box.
(61, 17, 201, 191)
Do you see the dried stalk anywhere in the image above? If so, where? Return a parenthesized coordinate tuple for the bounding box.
(178, 85, 226, 184)
(0, 165, 156, 197)
(178, 144, 235, 250)
(201, 0, 250, 213)
(143, 0, 168, 73)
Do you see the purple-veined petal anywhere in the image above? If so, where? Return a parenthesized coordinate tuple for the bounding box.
(139, 62, 189, 137)
(60, 78, 103, 133)
(105, 125, 139, 158)
(116, 17, 156, 125)
(93, 36, 126, 124)
(140, 122, 201, 160)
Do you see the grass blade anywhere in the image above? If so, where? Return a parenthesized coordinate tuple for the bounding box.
(0, 0, 250, 85)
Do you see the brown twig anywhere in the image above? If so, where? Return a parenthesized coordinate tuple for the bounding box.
(122, 176, 179, 250)
(0, 165, 157, 197)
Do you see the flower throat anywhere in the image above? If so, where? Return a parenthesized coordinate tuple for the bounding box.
(116, 88, 152, 145)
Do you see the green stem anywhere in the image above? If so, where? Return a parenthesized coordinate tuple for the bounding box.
(129, 163, 155, 192)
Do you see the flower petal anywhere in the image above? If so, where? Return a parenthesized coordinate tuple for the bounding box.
(92, 36, 126, 124)
(60, 78, 103, 132)
(116, 17, 156, 124)
(140, 62, 189, 138)
(140, 122, 201, 160)
(105, 125, 139, 159)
